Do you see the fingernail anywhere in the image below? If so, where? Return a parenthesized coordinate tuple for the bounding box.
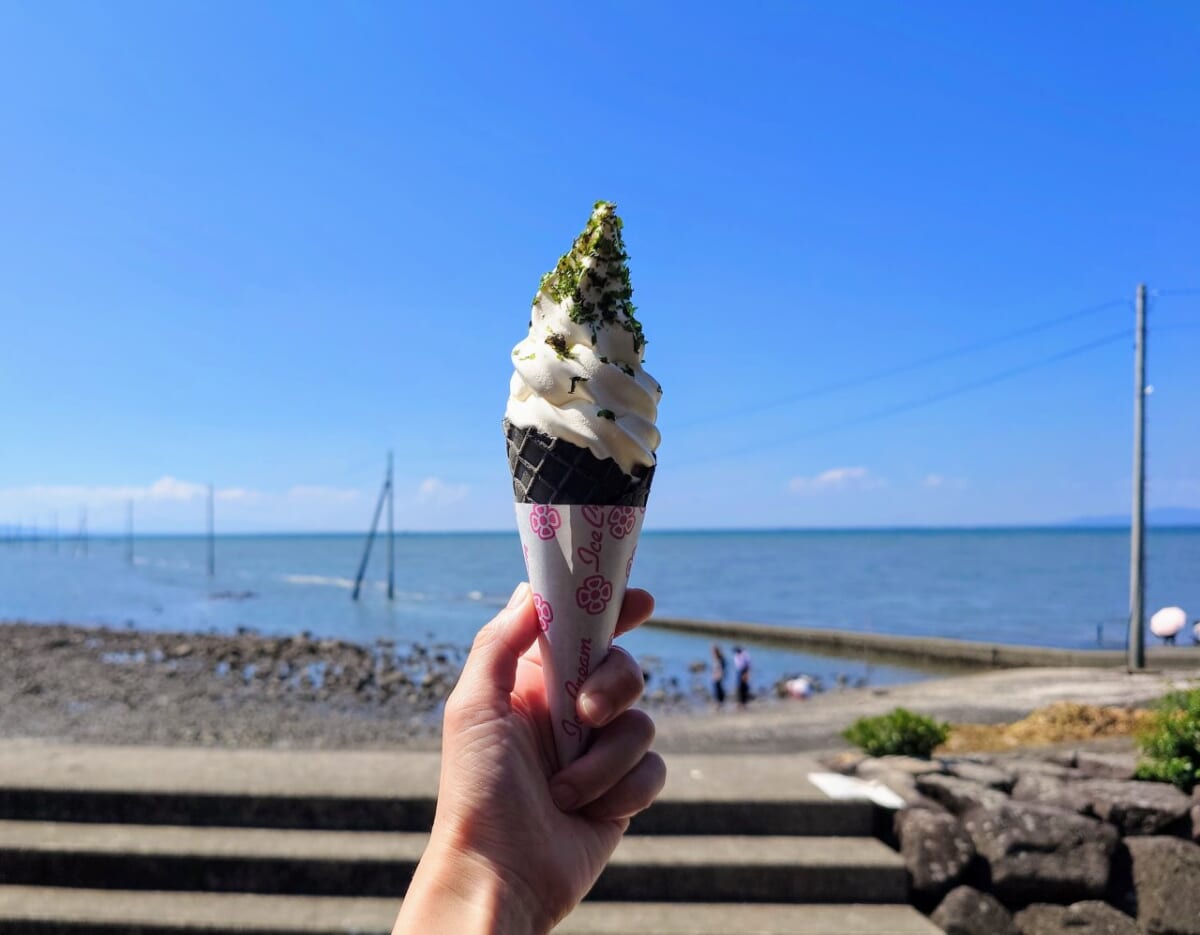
(551, 780, 578, 811)
(506, 582, 529, 609)
(579, 691, 611, 725)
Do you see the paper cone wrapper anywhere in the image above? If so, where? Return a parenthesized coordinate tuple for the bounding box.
(516, 503, 645, 768)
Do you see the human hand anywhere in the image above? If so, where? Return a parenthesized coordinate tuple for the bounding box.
(394, 582, 665, 934)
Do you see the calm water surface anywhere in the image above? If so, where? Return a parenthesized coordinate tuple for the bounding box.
(2, 528, 1197, 691)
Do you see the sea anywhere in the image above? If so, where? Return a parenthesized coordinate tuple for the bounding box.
(2, 528, 1197, 693)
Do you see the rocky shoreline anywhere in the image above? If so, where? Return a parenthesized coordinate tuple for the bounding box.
(827, 748, 1200, 934)
(0, 619, 727, 749)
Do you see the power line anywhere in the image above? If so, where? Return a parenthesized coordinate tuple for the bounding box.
(674, 298, 1128, 432)
(674, 328, 1133, 468)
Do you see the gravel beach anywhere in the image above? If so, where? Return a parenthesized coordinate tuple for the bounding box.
(4, 620, 1197, 754)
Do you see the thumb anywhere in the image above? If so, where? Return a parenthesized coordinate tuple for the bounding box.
(456, 582, 539, 706)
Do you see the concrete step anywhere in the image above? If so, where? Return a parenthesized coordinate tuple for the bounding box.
(0, 822, 908, 903)
(0, 743, 873, 837)
(0, 885, 943, 934)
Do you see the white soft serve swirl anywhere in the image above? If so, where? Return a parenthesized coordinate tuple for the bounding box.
(505, 272, 660, 475)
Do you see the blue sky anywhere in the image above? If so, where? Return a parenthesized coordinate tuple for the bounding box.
(1, 2, 1197, 532)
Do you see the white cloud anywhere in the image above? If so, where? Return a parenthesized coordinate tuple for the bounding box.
(924, 474, 944, 488)
(5, 476, 226, 507)
(147, 476, 209, 500)
(787, 466, 885, 494)
(416, 477, 470, 505)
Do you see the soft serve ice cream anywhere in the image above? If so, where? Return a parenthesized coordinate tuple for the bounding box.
(506, 201, 661, 478)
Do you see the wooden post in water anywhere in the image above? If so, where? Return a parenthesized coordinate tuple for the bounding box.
(387, 449, 395, 601)
(1127, 283, 1147, 671)
(206, 484, 215, 579)
(352, 457, 391, 602)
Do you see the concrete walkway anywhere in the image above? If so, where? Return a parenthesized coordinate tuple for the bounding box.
(653, 665, 1200, 753)
(0, 742, 937, 934)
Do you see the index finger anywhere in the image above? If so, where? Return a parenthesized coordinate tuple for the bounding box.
(614, 588, 654, 638)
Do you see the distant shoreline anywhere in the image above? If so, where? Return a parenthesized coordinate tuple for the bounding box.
(10, 524, 1199, 539)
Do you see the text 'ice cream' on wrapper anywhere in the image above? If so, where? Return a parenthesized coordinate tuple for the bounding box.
(503, 201, 661, 767)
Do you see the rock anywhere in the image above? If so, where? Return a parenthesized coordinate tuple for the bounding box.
(1126, 836, 1200, 934)
(1012, 773, 1091, 814)
(1192, 802, 1200, 844)
(865, 754, 946, 777)
(1013, 774, 1192, 836)
(948, 760, 1015, 791)
(1077, 778, 1192, 836)
(1002, 757, 1077, 781)
(1014, 901, 1138, 934)
(932, 885, 1019, 935)
(963, 801, 1118, 904)
(918, 773, 1010, 814)
(895, 808, 975, 898)
(1073, 751, 1138, 781)
(820, 750, 865, 775)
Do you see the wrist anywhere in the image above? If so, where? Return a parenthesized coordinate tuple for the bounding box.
(396, 831, 547, 935)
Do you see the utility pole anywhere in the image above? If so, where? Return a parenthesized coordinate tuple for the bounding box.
(387, 449, 395, 601)
(126, 499, 134, 566)
(352, 455, 391, 602)
(1128, 283, 1148, 670)
(206, 484, 215, 579)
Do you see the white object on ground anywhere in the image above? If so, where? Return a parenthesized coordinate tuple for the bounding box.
(1150, 606, 1187, 639)
(808, 771, 908, 810)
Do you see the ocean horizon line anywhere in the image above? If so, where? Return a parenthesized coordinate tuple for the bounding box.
(13, 522, 1199, 540)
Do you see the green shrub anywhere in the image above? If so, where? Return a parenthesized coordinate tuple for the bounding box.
(842, 707, 950, 758)
(1133, 687, 1200, 792)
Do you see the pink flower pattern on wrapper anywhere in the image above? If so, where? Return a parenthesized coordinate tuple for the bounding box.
(626, 546, 637, 582)
(575, 574, 613, 615)
(529, 505, 562, 541)
(608, 506, 636, 539)
(532, 593, 553, 632)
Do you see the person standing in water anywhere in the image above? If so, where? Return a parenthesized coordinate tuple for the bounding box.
(733, 646, 752, 708)
(710, 644, 727, 707)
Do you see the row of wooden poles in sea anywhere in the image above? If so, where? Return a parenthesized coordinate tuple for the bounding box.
(1, 454, 398, 603)
(1, 493, 216, 578)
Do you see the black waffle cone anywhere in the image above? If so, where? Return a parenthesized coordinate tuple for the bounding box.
(504, 419, 654, 506)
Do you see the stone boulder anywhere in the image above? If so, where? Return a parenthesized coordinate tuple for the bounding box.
(1126, 836, 1200, 934)
(1192, 787, 1200, 844)
(932, 885, 1019, 935)
(895, 807, 975, 899)
(1002, 757, 1077, 781)
(1072, 752, 1137, 781)
(948, 760, 1016, 791)
(1011, 773, 1090, 814)
(1079, 778, 1192, 836)
(918, 773, 1010, 814)
(862, 754, 946, 776)
(963, 801, 1119, 904)
(866, 768, 945, 811)
(1014, 901, 1138, 934)
(1012, 774, 1192, 836)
